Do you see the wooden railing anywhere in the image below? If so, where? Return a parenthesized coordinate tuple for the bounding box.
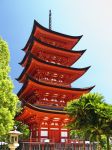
(17, 140, 97, 150)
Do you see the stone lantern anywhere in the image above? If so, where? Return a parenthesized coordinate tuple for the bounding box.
(8, 126, 22, 150)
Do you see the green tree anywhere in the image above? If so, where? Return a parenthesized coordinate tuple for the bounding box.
(15, 102, 30, 140)
(0, 38, 18, 139)
(15, 121, 30, 140)
(66, 93, 112, 150)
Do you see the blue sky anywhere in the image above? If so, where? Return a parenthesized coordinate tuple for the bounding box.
(0, 0, 112, 103)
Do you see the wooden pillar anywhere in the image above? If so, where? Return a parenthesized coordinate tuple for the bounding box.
(48, 123, 50, 142)
(58, 121, 62, 143)
(38, 126, 41, 142)
(29, 125, 32, 150)
(35, 123, 38, 142)
(59, 126, 61, 143)
(29, 125, 32, 139)
(67, 129, 70, 143)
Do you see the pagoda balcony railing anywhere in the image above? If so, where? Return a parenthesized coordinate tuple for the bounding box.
(34, 103, 65, 110)
(17, 139, 97, 150)
(38, 78, 70, 87)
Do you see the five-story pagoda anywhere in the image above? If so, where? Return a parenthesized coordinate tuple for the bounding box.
(16, 13, 94, 143)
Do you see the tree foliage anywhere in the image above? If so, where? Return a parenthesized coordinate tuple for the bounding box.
(15, 121, 30, 140)
(66, 93, 112, 150)
(0, 38, 18, 137)
(15, 102, 30, 140)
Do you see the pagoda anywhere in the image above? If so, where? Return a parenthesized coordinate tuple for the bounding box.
(16, 15, 94, 143)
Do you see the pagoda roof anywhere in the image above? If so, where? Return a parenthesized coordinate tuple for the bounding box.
(22, 101, 66, 114)
(17, 53, 90, 84)
(20, 37, 86, 67)
(23, 20, 82, 51)
(18, 76, 95, 101)
(16, 105, 68, 125)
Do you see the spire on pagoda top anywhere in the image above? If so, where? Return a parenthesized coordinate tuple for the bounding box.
(49, 10, 52, 30)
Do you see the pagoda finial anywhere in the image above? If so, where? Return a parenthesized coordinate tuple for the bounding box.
(49, 10, 52, 30)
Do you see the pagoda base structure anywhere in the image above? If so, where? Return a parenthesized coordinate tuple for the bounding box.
(16, 104, 70, 143)
(31, 126, 69, 143)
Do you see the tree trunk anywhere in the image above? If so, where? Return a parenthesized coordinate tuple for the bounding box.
(107, 135, 110, 150)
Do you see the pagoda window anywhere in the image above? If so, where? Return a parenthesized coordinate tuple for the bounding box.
(61, 94, 67, 98)
(58, 79, 63, 83)
(44, 77, 49, 81)
(51, 123, 55, 126)
(27, 95, 37, 104)
(61, 139, 66, 143)
(43, 97, 48, 101)
(52, 41, 56, 46)
(37, 35, 67, 49)
(60, 74, 64, 79)
(61, 131, 68, 137)
(44, 92, 50, 96)
(55, 123, 58, 126)
(51, 98, 58, 102)
(51, 78, 57, 82)
(60, 100, 65, 103)
(28, 91, 68, 108)
(41, 130, 48, 136)
(51, 56, 57, 61)
(46, 72, 51, 76)
(53, 94, 59, 97)
(36, 131, 38, 136)
(34, 47, 68, 65)
(53, 73, 58, 78)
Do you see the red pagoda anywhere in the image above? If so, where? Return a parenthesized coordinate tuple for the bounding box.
(16, 18, 94, 143)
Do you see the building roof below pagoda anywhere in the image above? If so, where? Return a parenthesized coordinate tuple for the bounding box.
(16, 104, 68, 127)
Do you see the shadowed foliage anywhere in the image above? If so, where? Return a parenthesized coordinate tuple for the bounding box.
(66, 93, 112, 150)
